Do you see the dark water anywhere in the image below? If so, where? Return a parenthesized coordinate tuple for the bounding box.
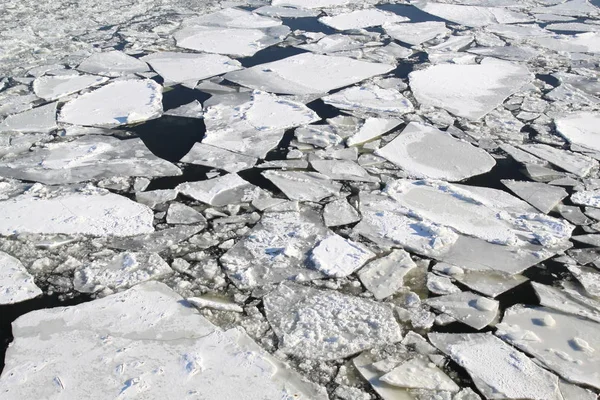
(1, 293, 92, 373)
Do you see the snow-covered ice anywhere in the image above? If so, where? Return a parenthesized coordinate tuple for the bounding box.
(376, 122, 496, 181)
(58, 79, 163, 127)
(323, 84, 414, 117)
(384, 21, 450, 46)
(555, 112, 600, 153)
(0, 251, 42, 305)
(176, 174, 257, 207)
(77, 50, 150, 77)
(319, 9, 409, 31)
(425, 291, 499, 330)
(358, 249, 417, 300)
(0, 102, 57, 134)
(309, 234, 375, 278)
(263, 170, 342, 202)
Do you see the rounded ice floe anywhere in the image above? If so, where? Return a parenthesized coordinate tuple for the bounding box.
(0, 251, 42, 305)
(58, 79, 163, 127)
(555, 112, 600, 153)
(408, 59, 533, 120)
(375, 122, 496, 181)
(0, 189, 155, 237)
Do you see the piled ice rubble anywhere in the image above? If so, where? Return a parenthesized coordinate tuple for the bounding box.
(1, 0, 600, 399)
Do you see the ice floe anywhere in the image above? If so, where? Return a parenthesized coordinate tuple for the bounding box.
(180, 143, 257, 173)
(358, 249, 417, 300)
(412, 1, 532, 27)
(309, 234, 375, 278)
(32, 74, 108, 101)
(0, 187, 154, 237)
(0, 282, 326, 399)
(0, 251, 42, 305)
(263, 170, 342, 201)
(58, 79, 162, 127)
(425, 291, 499, 330)
(384, 21, 450, 45)
(323, 84, 414, 117)
(497, 304, 600, 389)
(0, 136, 181, 185)
(264, 282, 402, 360)
(375, 122, 496, 181)
(501, 180, 568, 214)
(177, 174, 257, 207)
(224, 53, 395, 95)
(77, 50, 150, 77)
(319, 9, 409, 31)
(0, 102, 57, 134)
(409, 59, 533, 120)
(555, 112, 600, 153)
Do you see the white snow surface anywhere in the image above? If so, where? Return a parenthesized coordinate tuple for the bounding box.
(0, 251, 42, 305)
(555, 112, 600, 153)
(319, 9, 409, 31)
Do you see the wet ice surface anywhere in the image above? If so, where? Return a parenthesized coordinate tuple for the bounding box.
(1, 0, 600, 399)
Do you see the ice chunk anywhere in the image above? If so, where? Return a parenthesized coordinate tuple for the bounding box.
(375, 122, 496, 181)
(176, 174, 257, 207)
(347, 117, 403, 147)
(58, 79, 162, 127)
(166, 203, 207, 225)
(181, 7, 282, 29)
(0, 136, 181, 185)
(164, 100, 204, 119)
(0, 282, 326, 399)
(254, 5, 321, 18)
(0, 251, 42, 305)
(572, 189, 600, 208)
(412, 1, 532, 27)
(0, 102, 57, 133)
(323, 198, 361, 227)
(519, 143, 597, 177)
(136, 189, 178, 209)
(437, 266, 528, 298)
(323, 84, 414, 117)
(180, 143, 257, 173)
(384, 179, 573, 248)
(427, 291, 499, 330)
(532, 282, 600, 324)
(384, 21, 449, 46)
(409, 59, 533, 120)
(141, 52, 242, 86)
(73, 252, 172, 293)
(264, 282, 402, 360)
(429, 332, 562, 400)
(107, 225, 203, 253)
(501, 180, 567, 214)
(555, 112, 600, 153)
(32, 74, 108, 101)
(295, 125, 343, 148)
(568, 265, 600, 297)
(310, 158, 378, 182)
(467, 45, 540, 62)
(272, 0, 362, 9)
(221, 210, 329, 288)
(497, 305, 600, 389)
(380, 357, 459, 392)
(175, 24, 290, 58)
(533, 0, 600, 18)
(309, 234, 375, 278)
(224, 53, 395, 95)
(427, 273, 461, 295)
(0, 188, 154, 237)
(77, 50, 150, 77)
(358, 249, 417, 300)
(532, 32, 600, 54)
(202, 90, 320, 158)
(263, 170, 341, 202)
(319, 9, 409, 31)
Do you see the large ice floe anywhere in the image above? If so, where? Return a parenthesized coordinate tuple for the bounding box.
(0, 282, 326, 399)
(3, 0, 600, 398)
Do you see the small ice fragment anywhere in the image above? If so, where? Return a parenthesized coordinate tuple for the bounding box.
(323, 198, 360, 227)
(176, 174, 258, 207)
(309, 234, 375, 278)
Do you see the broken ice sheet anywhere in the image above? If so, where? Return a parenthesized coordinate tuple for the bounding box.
(0, 135, 181, 185)
(519, 143, 597, 178)
(73, 252, 172, 294)
(76, 50, 150, 77)
(555, 112, 600, 153)
(107, 225, 204, 252)
(322, 84, 414, 117)
(166, 203, 206, 225)
(346, 117, 403, 147)
(0, 187, 154, 237)
(180, 143, 257, 173)
(323, 197, 360, 227)
(319, 9, 409, 31)
(310, 158, 379, 182)
(501, 180, 567, 214)
(409, 58, 533, 120)
(58, 79, 162, 127)
(32, 74, 108, 101)
(221, 209, 329, 288)
(375, 122, 496, 182)
(497, 304, 600, 389)
(425, 291, 499, 330)
(177, 174, 258, 207)
(202, 90, 320, 158)
(224, 53, 395, 95)
(380, 357, 459, 392)
(309, 234, 375, 278)
(429, 332, 562, 400)
(412, 1, 532, 27)
(141, 52, 242, 86)
(532, 32, 600, 54)
(175, 20, 290, 57)
(532, 281, 600, 324)
(358, 249, 417, 300)
(384, 21, 449, 46)
(567, 264, 600, 297)
(264, 282, 402, 360)
(263, 170, 342, 202)
(0, 251, 42, 305)
(0, 282, 326, 399)
(0, 102, 57, 134)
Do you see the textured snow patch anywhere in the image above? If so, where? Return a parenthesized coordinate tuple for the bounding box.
(309, 234, 375, 277)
